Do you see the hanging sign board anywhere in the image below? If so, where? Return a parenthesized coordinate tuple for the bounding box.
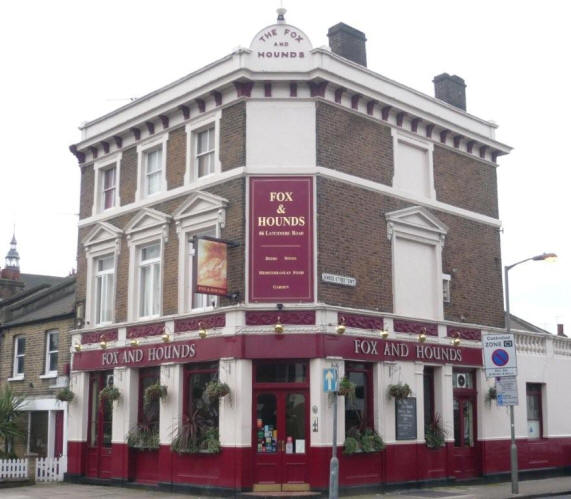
(193, 236, 228, 296)
(395, 398, 417, 440)
(496, 376, 519, 406)
(482, 333, 517, 378)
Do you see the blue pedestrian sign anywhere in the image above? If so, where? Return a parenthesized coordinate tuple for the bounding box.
(323, 368, 338, 392)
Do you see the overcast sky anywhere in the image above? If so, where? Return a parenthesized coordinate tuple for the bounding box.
(0, 0, 568, 333)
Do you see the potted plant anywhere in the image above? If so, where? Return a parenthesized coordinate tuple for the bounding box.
(388, 383, 412, 400)
(202, 380, 230, 403)
(144, 383, 167, 408)
(425, 413, 446, 449)
(99, 385, 120, 402)
(55, 387, 75, 403)
(127, 424, 159, 450)
(337, 377, 356, 399)
(343, 427, 385, 455)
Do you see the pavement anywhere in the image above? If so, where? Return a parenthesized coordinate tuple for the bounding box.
(1, 476, 570, 499)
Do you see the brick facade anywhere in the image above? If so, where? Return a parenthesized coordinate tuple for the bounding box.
(119, 146, 137, 206)
(79, 164, 94, 220)
(166, 126, 186, 189)
(220, 101, 246, 171)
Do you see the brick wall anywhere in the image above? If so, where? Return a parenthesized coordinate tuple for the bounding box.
(167, 126, 186, 189)
(316, 102, 393, 185)
(434, 145, 499, 218)
(0, 317, 73, 397)
(79, 164, 94, 220)
(120, 146, 137, 205)
(220, 101, 246, 171)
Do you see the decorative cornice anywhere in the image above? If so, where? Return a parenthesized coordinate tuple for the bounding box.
(334, 87, 345, 103)
(126, 322, 165, 339)
(174, 314, 225, 333)
(394, 319, 438, 336)
(337, 312, 383, 330)
(309, 80, 328, 97)
(159, 115, 169, 129)
(246, 310, 316, 326)
(234, 80, 254, 97)
(211, 90, 222, 106)
(179, 104, 190, 120)
(82, 328, 118, 344)
(195, 98, 206, 113)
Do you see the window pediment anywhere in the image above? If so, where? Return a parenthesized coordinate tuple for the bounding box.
(173, 191, 228, 231)
(125, 207, 171, 243)
(82, 221, 123, 253)
(386, 206, 448, 244)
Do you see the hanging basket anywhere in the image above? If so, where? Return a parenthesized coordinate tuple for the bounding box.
(388, 383, 412, 400)
(99, 386, 120, 402)
(202, 381, 231, 403)
(56, 387, 75, 403)
(337, 377, 356, 399)
(144, 384, 167, 408)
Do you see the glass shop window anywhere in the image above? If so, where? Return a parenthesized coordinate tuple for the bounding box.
(344, 362, 373, 434)
(139, 367, 160, 432)
(255, 361, 308, 383)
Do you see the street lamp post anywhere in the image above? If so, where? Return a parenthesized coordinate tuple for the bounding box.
(504, 252, 556, 495)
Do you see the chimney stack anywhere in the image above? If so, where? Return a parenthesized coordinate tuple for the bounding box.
(327, 23, 367, 67)
(433, 73, 467, 111)
(557, 324, 567, 337)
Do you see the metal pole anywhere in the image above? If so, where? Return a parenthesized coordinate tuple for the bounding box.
(505, 266, 519, 494)
(329, 371, 339, 499)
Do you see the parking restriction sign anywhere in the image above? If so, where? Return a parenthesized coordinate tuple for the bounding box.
(482, 333, 517, 378)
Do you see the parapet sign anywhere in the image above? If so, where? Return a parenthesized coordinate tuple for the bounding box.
(249, 23, 313, 71)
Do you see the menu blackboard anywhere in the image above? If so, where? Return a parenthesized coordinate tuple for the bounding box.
(395, 397, 417, 440)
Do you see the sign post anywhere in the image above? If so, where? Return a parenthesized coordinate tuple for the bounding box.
(324, 368, 339, 499)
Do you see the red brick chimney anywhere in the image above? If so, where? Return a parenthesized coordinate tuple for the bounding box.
(557, 324, 567, 337)
(327, 23, 367, 67)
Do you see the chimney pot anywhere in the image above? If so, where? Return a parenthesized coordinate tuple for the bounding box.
(433, 73, 467, 111)
(557, 324, 566, 337)
(327, 22, 367, 67)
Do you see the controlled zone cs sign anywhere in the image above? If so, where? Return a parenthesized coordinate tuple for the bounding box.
(482, 333, 517, 378)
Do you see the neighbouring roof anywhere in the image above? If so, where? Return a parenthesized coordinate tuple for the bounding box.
(510, 314, 552, 335)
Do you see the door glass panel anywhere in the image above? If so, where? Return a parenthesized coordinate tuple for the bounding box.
(453, 398, 460, 447)
(256, 394, 278, 453)
(285, 393, 306, 454)
(462, 400, 474, 447)
(102, 398, 113, 447)
(89, 377, 99, 447)
(256, 362, 307, 383)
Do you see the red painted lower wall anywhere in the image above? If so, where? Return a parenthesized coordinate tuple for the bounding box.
(67, 438, 571, 489)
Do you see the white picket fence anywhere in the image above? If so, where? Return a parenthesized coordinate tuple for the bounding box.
(0, 455, 67, 482)
(35, 456, 67, 482)
(0, 458, 28, 480)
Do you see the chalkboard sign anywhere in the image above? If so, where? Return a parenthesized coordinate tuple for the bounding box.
(395, 397, 417, 440)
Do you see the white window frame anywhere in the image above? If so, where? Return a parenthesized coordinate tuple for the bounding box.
(94, 254, 116, 326)
(44, 329, 59, 376)
(185, 111, 221, 185)
(137, 242, 162, 320)
(82, 222, 122, 328)
(136, 135, 168, 201)
(13, 335, 25, 379)
(443, 273, 451, 303)
(391, 129, 436, 201)
(93, 152, 122, 214)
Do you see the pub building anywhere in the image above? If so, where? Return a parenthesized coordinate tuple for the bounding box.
(66, 9, 571, 494)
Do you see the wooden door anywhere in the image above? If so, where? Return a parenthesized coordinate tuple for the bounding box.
(86, 371, 113, 478)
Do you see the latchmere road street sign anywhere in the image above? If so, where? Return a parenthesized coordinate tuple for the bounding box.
(482, 333, 517, 378)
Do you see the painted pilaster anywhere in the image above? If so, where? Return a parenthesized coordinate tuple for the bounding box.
(438, 364, 454, 443)
(219, 358, 252, 447)
(68, 371, 89, 442)
(415, 362, 425, 441)
(159, 363, 183, 445)
(112, 367, 139, 443)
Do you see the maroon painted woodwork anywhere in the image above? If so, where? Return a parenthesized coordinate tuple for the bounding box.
(179, 104, 190, 120)
(89, 146, 98, 159)
(309, 81, 328, 97)
(425, 124, 435, 138)
(447, 326, 481, 341)
(132, 449, 160, 484)
(126, 322, 165, 339)
(290, 82, 297, 97)
(101, 141, 110, 154)
(234, 81, 255, 97)
(195, 98, 206, 112)
(69, 144, 86, 163)
(351, 94, 360, 110)
(264, 82, 272, 97)
(394, 319, 438, 336)
(440, 130, 449, 143)
(337, 312, 383, 330)
(466, 140, 475, 153)
(453, 135, 462, 148)
(366, 100, 376, 115)
(145, 121, 155, 135)
(479, 145, 488, 159)
(245, 310, 316, 326)
(67, 441, 87, 475)
(113, 135, 123, 148)
(411, 118, 422, 133)
(334, 87, 345, 103)
(81, 328, 118, 344)
(396, 112, 406, 127)
(110, 442, 130, 480)
(211, 91, 222, 106)
(174, 313, 226, 333)
(491, 151, 500, 163)
(131, 127, 141, 140)
(159, 115, 169, 129)
(381, 105, 391, 120)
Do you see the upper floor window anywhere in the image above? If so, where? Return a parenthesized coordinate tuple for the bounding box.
(185, 114, 220, 184)
(93, 153, 122, 214)
(45, 330, 59, 375)
(139, 243, 161, 319)
(137, 136, 168, 200)
(145, 148, 162, 196)
(95, 255, 115, 325)
(196, 127, 215, 178)
(102, 166, 117, 209)
(13, 336, 25, 378)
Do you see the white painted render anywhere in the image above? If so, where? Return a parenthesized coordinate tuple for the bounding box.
(219, 358, 252, 447)
(68, 371, 90, 442)
(112, 367, 139, 444)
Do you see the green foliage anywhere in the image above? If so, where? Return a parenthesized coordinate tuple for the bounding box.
(143, 384, 167, 408)
(127, 424, 159, 450)
(388, 383, 412, 400)
(202, 380, 230, 403)
(99, 386, 120, 402)
(425, 413, 447, 449)
(337, 377, 356, 399)
(56, 387, 75, 402)
(343, 427, 385, 455)
(486, 386, 497, 401)
(0, 385, 25, 455)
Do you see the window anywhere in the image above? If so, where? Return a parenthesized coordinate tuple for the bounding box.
(392, 130, 435, 199)
(138, 243, 161, 318)
(527, 383, 543, 439)
(423, 367, 435, 427)
(28, 412, 49, 457)
(184, 362, 219, 447)
(344, 362, 372, 434)
(443, 274, 451, 303)
(95, 255, 115, 325)
(139, 368, 160, 433)
(102, 166, 117, 210)
(196, 127, 215, 178)
(93, 153, 122, 214)
(45, 330, 59, 375)
(145, 148, 162, 196)
(13, 336, 25, 377)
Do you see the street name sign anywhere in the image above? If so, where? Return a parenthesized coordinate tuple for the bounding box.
(323, 368, 338, 392)
(482, 333, 517, 378)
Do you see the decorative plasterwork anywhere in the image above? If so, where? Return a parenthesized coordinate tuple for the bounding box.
(82, 221, 123, 254)
(447, 326, 481, 341)
(394, 320, 438, 336)
(386, 206, 448, 246)
(126, 322, 165, 339)
(337, 312, 383, 330)
(245, 311, 316, 326)
(81, 328, 118, 344)
(174, 314, 226, 333)
(124, 207, 171, 244)
(173, 191, 228, 233)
